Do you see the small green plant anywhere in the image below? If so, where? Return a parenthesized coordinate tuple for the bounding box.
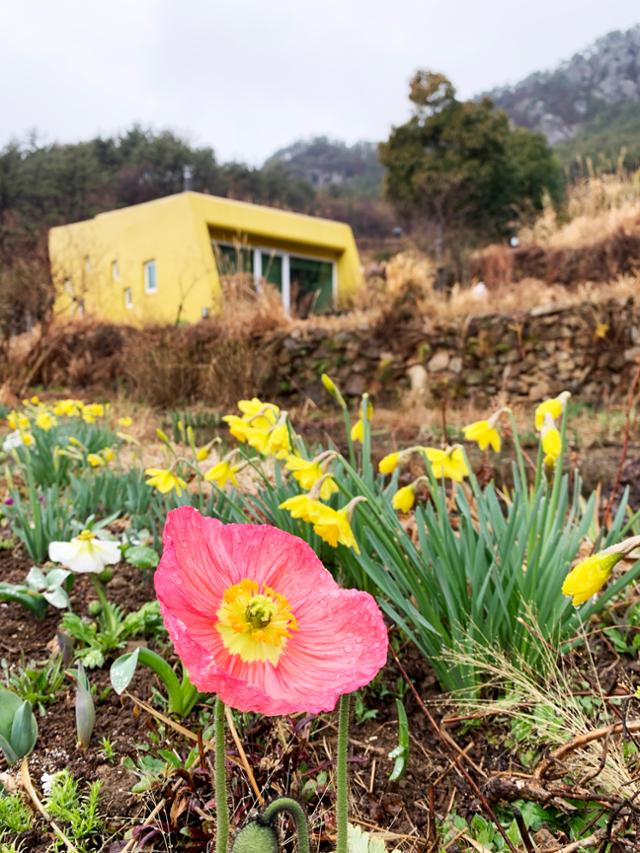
(100, 737, 115, 762)
(2, 480, 75, 562)
(2, 656, 65, 715)
(0, 688, 38, 765)
(0, 792, 32, 834)
(46, 771, 104, 852)
(62, 600, 163, 668)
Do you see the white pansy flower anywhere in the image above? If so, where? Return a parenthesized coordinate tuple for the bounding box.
(48, 530, 121, 574)
(2, 430, 23, 451)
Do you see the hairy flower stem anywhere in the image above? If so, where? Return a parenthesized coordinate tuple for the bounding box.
(260, 797, 310, 853)
(215, 697, 230, 853)
(335, 692, 351, 853)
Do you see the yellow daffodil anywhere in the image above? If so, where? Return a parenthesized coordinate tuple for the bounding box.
(20, 431, 34, 447)
(541, 415, 562, 468)
(534, 391, 570, 431)
(29, 395, 40, 405)
(311, 505, 359, 553)
(244, 426, 271, 455)
(145, 467, 188, 496)
(562, 552, 623, 606)
(35, 411, 56, 431)
(205, 460, 239, 489)
(285, 455, 338, 499)
(101, 447, 115, 463)
(223, 415, 252, 443)
(279, 494, 323, 523)
(350, 402, 374, 444)
(463, 416, 501, 452)
(392, 484, 415, 513)
(237, 398, 279, 430)
(87, 453, 104, 468)
(53, 399, 81, 417)
(378, 451, 401, 475)
(117, 416, 133, 428)
(266, 423, 291, 458)
(424, 446, 469, 482)
(68, 436, 83, 448)
(81, 403, 105, 423)
(7, 411, 30, 431)
(196, 446, 210, 462)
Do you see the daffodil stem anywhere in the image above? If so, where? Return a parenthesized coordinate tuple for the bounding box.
(91, 577, 117, 635)
(260, 798, 310, 853)
(335, 692, 350, 853)
(215, 697, 230, 853)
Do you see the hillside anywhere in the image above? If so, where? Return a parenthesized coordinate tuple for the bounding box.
(265, 136, 384, 196)
(485, 24, 640, 166)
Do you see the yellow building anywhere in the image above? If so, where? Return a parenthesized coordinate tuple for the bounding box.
(49, 191, 363, 325)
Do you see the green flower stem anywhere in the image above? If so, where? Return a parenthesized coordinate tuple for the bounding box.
(336, 692, 351, 853)
(91, 576, 118, 636)
(260, 797, 310, 853)
(134, 647, 187, 715)
(215, 697, 230, 853)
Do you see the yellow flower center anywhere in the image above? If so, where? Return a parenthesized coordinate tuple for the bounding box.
(216, 579, 297, 665)
(77, 529, 94, 542)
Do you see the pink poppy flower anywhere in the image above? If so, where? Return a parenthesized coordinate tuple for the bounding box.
(154, 506, 388, 715)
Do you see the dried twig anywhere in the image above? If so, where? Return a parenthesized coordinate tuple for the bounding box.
(534, 719, 640, 780)
(390, 646, 519, 853)
(19, 758, 80, 853)
(224, 704, 265, 806)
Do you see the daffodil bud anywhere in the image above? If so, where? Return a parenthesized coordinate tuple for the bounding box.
(231, 821, 278, 853)
(155, 428, 172, 446)
(321, 373, 347, 409)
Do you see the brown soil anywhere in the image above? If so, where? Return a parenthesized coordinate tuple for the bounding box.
(2, 541, 638, 852)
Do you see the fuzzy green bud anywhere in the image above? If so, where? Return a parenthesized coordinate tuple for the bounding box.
(231, 821, 278, 853)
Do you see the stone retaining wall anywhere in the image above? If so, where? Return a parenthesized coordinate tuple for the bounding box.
(20, 295, 640, 408)
(261, 296, 640, 408)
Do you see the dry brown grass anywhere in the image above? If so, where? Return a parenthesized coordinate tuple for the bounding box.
(520, 172, 640, 250)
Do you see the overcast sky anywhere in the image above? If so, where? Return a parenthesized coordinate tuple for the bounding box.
(2, 1, 638, 165)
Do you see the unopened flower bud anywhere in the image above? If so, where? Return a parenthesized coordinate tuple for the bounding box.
(231, 821, 278, 853)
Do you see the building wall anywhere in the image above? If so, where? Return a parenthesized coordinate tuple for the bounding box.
(49, 192, 363, 325)
(50, 194, 217, 325)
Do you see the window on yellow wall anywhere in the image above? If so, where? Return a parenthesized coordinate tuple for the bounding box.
(112, 260, 120, 281)
(144, 260, 157, 294)
(124, 288, 133, 309)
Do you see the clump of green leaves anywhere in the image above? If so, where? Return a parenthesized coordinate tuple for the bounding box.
(62, 600, 163, 668)
(1, 656, 65, 715)
(0, 688, 38, 765)
(0, 791, 32, 833)
(46, 771, 103, 852)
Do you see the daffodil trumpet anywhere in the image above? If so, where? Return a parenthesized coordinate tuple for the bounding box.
(378, 445, 424, 476)
(463, 407, 507, 454)
(562, 536, 640, 606)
